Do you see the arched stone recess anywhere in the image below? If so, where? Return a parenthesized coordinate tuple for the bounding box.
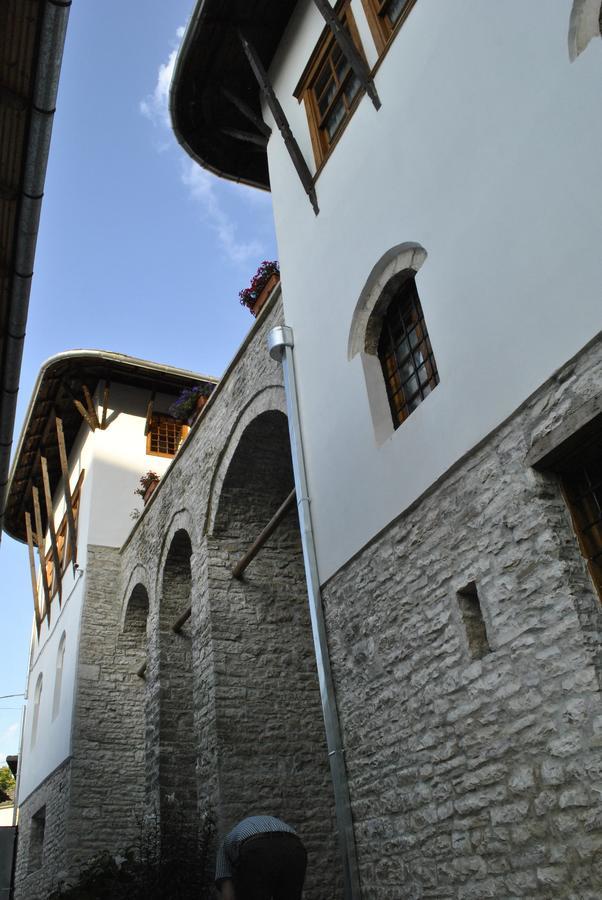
(205, 384, 287, 536)
(568, 0, 601, 61)
(111, 565, 150, 848)
(348, 241, 428, 445)
(120, 563, 152, 632)
(206, 408, 341, 899)
(147, 522, 199, 878)
(154, 507, 200, 601)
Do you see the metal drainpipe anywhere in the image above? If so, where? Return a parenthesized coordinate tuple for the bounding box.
(0, 0, 71, 539)
(267, 325, 361, 900)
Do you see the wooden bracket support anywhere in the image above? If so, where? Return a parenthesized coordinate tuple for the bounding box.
(32, 485, 51, 624)
(101, 380, 111, 429)
(41, 456, 63, 605)
(25, 512, 42, 635)
(55, 415, 78, 571)
(232, 488, 296, 579)
(172, 606, 192, 633)
(312, 0, 381, 110)
(238, 31, 319, 215)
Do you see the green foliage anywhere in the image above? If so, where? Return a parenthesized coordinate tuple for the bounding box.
(48, 807, 215, 900)
(0, 765, 15, 797)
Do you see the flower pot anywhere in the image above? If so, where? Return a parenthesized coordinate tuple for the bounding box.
(250, 272, 280, 317)
(188, 393, 208, 426)
(143, 478, 160, 505)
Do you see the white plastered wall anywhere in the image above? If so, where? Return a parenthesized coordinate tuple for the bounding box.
(265, 0, 602, 581)
(18, 381, 177, 801)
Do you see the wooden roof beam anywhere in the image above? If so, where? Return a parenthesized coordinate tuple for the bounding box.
(238, 30, 319, 214)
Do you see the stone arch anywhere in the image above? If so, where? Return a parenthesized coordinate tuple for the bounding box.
(205, 384, 287, 536)
(155, 527, 198, 861)
(204, 407, 340, 897)
(347, 242, 430, 445)
(568, 0, 601, 61)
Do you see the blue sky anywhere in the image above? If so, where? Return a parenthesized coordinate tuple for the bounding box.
(0, 0, 278, 764)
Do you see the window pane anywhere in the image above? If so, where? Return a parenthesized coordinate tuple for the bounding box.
(377, 278, 439, 428)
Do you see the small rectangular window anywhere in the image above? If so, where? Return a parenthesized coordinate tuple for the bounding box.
(295, 1, 366, 168)
(457, 582, 491, 660)
(146, 415, 185, 459)
(361, 0, 416, 55)
(28, 806, 46, 872)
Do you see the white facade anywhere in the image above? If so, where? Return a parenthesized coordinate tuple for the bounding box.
(18, 381, 179, 802)
(263, 0, 602, 580)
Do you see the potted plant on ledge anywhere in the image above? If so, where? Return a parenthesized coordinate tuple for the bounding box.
(135, 471, 160, 506)
(239, 260, 280, 317)
(169, 384, 214, 425)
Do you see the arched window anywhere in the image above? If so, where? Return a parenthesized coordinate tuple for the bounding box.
(348, 242, 438, 441)
(52, 633, 66, 720)
(31, 674, 43, 748)
(377, 276, 439, 428)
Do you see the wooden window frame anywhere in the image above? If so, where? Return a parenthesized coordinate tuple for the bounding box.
(557, 445, 602, 603)
(361, 0, 416, 56)
(146, 414, 187, 459)
(295, 0, 367, 170)
(377, 276, 439, 429)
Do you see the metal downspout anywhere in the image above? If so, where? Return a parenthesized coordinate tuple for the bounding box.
(267, 325, 361, 900)
(0, 0, 71, 540)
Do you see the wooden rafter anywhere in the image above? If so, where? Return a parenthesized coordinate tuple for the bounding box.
(32, 485, 51, 624)
(55, 415, 78, 570)
(82, 384, 101, 430)
(220, 126, 268, 148)
(238, 30, 319, 215)
(144, 392, 155, 437)
(62, 382, 97, 431)
(100, 380, 111, 429)
(221, 86, 272, 138)
(25, 511, 42, 635)
(41, 455, 63, 605)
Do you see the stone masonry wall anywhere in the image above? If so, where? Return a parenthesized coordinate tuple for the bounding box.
(66, 545, 147, 879)
(119, 297, 342, 898)
(13, 760, 71, 900)
(322, 335, 602, 899)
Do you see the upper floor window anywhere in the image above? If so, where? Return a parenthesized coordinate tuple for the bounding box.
(146, 415, 186, 459)
(295, 0, 366, 168)
(361, 0, 416, 55)
(378, 276, 439, 428)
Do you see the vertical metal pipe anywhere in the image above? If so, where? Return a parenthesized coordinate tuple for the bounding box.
(268, 325, 361, 900)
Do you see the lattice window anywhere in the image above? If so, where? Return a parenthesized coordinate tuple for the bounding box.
(295, 0, 365, 167)
(361, 0, 416, 54)
(147, 415, 185, 458)
(377, 277, 438, 428)
(559, 440, 602, 601)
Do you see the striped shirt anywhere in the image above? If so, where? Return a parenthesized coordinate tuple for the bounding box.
(215, 815, 297, 883)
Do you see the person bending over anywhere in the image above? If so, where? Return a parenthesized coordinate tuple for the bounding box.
(215, 814, 307, 900)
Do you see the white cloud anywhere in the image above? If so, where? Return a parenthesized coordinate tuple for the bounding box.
(141, 29, 267, 264)
(139, 27, 185, 128)
(181, 161, 263, 264)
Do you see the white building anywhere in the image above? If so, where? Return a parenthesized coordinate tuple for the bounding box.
(170, 2, 602, 896)
(5, 351, 215, 898)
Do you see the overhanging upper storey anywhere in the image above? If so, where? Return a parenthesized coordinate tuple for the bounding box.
(170, 0, 297, 191)
(4, 350, 217, 544)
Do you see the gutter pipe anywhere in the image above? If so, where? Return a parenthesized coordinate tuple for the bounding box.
(267, 325, 362, 900)
(0, 0, 72, 541)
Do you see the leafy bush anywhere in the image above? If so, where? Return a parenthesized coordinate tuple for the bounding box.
(48, 808, 215, 900)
